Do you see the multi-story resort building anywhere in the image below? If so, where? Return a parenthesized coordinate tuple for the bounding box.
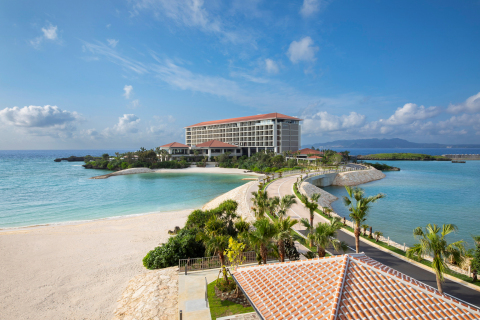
(185, 113, 302, 156)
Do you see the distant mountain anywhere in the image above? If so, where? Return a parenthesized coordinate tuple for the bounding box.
(304, 138, 480, 149)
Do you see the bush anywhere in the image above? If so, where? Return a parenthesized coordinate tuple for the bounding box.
(121, 162, 129, 169)
(143, 228, 205, 269)
(215, 277, 236, 292)
(185, 209, 214, 230)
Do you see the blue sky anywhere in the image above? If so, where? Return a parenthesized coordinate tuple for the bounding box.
(1, 0, 479, 149)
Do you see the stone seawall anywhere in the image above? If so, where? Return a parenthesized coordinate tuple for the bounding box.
(332, 168, 386, 186)
(299, 183, 339, 208)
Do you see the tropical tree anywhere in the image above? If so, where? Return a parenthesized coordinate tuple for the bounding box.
(361, 224, 369, 236)
(471, 236, 480, 282)
(277, 195, 296, 220)
(406, 224, 465, 294)
(343, 186, 385, 253)
(274, 217, 298, 262)
(251, 190, 269, 218)
(302, 193, 320, 230)
(248, 218, 278, 264)
(299, 217, 348, 257)
(322, 206, 333, 218)
(267, 196, 280, 217)
(374, 231, 383, 242)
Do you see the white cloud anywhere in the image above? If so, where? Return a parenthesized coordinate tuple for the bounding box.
(123, 85, 133, 99)
(130, 99, 140, 109)
(0, 105, 79, 128)
(447, 92, 480, 114)
(105, 114, 141, 135)
(130, 0, 248, 44)
(300, 0, 329, 18)
(303, 111, 365, 134)
(107, 39, 119, 48)
(83, 41, 148, 74)
(286, 37, 319, 64)
(42, 24, 58, 40)
(265, 59, 279, 74)
(30, 23, 59, 49)
(106, 24, 111, 28)
(381, 103, 442, 126)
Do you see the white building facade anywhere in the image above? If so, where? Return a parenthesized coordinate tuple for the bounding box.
(185, 113, 302, 156)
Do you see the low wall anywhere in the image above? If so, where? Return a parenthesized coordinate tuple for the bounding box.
(332, 168, 386, 186)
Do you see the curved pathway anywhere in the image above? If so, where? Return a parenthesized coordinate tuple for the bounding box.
(265, 174, 480, 307)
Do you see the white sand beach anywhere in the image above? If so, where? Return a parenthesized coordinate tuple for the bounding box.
(0, 210, 191, 320)
(0, 179, 256, 320)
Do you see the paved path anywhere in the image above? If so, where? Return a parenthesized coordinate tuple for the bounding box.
(266, 175, 480, 307)
(178, 269, 219, 320)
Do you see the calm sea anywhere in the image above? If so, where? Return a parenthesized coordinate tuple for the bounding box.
(0, 150, 248, 228)
(323, 160, 480, 248)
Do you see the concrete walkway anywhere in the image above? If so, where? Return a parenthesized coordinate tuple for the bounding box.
(266, 174, 480, 307)
(178, 269, 219, 320)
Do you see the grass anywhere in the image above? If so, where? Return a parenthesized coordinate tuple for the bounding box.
(207, 279, 254, 320)
(292, 182, 479, 287)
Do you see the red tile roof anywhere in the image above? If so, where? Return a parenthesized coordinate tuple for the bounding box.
(195, 140, 238, 148)
(307, 155, 323, 159)
(160, 142, 190, 148)
(298, 148, 323, 155)
(232, 254, 480, 320)
(186, 113, 302, 128)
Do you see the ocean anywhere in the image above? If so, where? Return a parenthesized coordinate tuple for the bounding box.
(323, 160, 480, 248)
(0, 150, 249, 228)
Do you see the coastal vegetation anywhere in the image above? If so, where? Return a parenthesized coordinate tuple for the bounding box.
(406, 224, 466, 294)
(83, 148, 189, 171)
(342, 186, 385, 253)
(361, 162, 400, 171)
(359, 153, 450, 161)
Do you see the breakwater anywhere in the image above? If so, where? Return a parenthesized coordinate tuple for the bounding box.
(443, 154, 480, 160)
(305, 168, 386, 188)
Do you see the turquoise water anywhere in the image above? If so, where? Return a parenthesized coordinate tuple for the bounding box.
(0, 150, 249, 228)
(323, 161, 480, 248)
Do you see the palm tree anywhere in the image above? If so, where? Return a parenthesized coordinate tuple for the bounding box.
(374, 231, 383, 242)
(277, 195, 296, 220)
(303, 194, 319, 230)
(267, 196, 280, 217)
(251, 190, 269, 218)
(343, 186, 385, 253)
(274, 217, 298, 262)
(302, 217, 348, 257)
(248, 218, 278, 264)
(406, 224, 465, 294)
(361, 224, 369, 236)
(322, 206, 333, 218)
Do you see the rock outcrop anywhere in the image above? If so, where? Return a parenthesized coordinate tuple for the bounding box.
(332, 168, 386, 186)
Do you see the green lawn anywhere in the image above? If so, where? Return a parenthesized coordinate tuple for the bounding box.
(207, 279, 254, 320)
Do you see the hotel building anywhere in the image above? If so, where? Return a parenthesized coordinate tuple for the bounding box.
(184, 113, 302, 156)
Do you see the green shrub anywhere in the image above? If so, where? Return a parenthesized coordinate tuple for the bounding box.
(121, 162, 129, 169)
(143, 228, 205, 269)
(215, 277, 236, 292)
(264, 167, 272, 173)
(185, 209, 214, 230)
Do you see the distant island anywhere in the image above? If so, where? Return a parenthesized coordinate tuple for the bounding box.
(306, 138, 480, 149)
(358, 153, 450, 161)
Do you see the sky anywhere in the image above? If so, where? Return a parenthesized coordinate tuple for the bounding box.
(0, 0, 479, 150)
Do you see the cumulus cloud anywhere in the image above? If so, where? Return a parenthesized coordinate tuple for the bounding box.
(265, 58, 279, 74)
(123, 85, 133, 99)
(447, 92, 480, 114)
(0, 105, 79, 128)
(30, 23, 59, 49)
(303, 111, 366, 134)
(300, 0, 329, 18)
(107, 39, 119, 48)
(286, 37, 319, 64)
(111, 114, 140, 134)
(381, 103, 442, 126)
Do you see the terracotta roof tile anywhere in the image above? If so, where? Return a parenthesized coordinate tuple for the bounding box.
(185, 112, 302, 128)
(298, 148, 323, 155)
(195, 139, 238, 148)
(159, 142, 190, 148)
(232, 254, 480, 320)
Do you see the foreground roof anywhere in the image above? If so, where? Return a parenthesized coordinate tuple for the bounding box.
(298, 148, 323, 155)
(160, 142, 190, 148)
(186, 113, 302, 128)
(232, 254, 480, 320)
(195, 140, 238, 148)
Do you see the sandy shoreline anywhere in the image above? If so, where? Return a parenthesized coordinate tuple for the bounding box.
(0, 177, 257, 320)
